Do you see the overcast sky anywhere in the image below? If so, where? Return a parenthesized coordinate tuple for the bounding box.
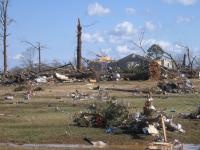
(1, 0, 200, 69)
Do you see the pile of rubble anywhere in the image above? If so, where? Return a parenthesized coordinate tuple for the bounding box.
(157, 77, 195, 94)
(0, 69, 92, 86)
(74, 93, 185, 138)
(179, 105, 200, 119)
(70, 89, 110, 101)
(149, 61, 161, 81)
(74, 101, 128, 128)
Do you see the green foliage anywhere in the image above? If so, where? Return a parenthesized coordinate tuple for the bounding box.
(74, 101, 129, 128)
(102, 101, 129, 127)
(147, 44, 164, 60)
(124, 64, 149, 80)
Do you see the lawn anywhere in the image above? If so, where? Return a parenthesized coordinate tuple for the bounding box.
(0, 80, 199, 150)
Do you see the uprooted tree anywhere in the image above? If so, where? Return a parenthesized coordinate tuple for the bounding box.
(0, 0, 13, 74)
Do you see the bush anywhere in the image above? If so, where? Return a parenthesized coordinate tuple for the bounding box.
(102, 101, 129, 127)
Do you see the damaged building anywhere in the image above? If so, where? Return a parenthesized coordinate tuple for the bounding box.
(87, 53, 177, 81)
(108, 54, 149, 80)
(88, 56, 113, 73)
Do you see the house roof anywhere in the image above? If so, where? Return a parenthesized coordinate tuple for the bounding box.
(117, 53, 148, 63)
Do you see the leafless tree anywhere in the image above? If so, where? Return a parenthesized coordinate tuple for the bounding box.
(21, 47, 36, 70)
(128, 29, 147, 54)
(0, 0, 13, 74)
(128, 30, 179, 70)
(176, 44, 196, 70)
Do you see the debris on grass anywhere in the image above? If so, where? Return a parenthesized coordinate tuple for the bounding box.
(14, 85, 27, 92)
(5, 95, 14, 100)
(179, 104, 200, 119)
(33, 86, 44, 91)
(35, 76, 47, 83)
(74, 94, 185, 140)
(157, 77, 195, 94)
(84, 138, 107, 148)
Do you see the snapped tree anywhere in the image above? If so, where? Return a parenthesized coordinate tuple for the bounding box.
(76, 18, 82, 70)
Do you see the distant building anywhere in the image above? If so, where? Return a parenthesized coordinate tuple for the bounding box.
(88, 56, 114, 73)
(155, 59, 176, 70)
(109, 53, 149, 71)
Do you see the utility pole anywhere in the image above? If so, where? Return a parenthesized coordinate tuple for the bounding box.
(22, 41, 44, 73)
(38, 42, 41, 72)
(182, 54, 186, 68)
(76, 18, 82, 70)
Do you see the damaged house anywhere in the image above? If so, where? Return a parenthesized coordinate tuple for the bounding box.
(88, 56, 114, 73)
(155, 59, 176, 70)
(109, 53, 149, 80)
(150, 59, 176, 80)
(88, 51, 177, 81)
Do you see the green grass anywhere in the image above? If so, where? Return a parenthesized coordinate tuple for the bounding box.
(0, 81, 200, 150)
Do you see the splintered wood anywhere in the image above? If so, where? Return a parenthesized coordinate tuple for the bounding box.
(149, 61, 161, 80)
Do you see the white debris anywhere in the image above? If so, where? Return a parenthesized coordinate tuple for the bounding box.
(55, 72, 69, 81)
(5, 96, 14, 100)
(35, 76, 47, 83)
(143, 125, 159, 135)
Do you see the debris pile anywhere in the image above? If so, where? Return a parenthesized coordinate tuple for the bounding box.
(157, 80, 178, 93)
(179, 104, 200, 119)
(70, 89, 109, 101)
(74, 112, 105, 127)
(149, 61, 161, 80)
(74, 101, 128, 128)
(157, 78, 195, 94)
(71, 90, 91, 101)
(74, 94, 185, 138)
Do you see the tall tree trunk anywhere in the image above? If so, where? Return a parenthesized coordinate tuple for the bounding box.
(0, 0, 10, 74)
(76, 18, 82, 70)
(3, 27, 7, 74)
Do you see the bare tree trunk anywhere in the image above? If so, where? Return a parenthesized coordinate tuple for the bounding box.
(0, 0, 10, 74)
(3, 20, 7, 74)
(76, 18, 82, 70)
